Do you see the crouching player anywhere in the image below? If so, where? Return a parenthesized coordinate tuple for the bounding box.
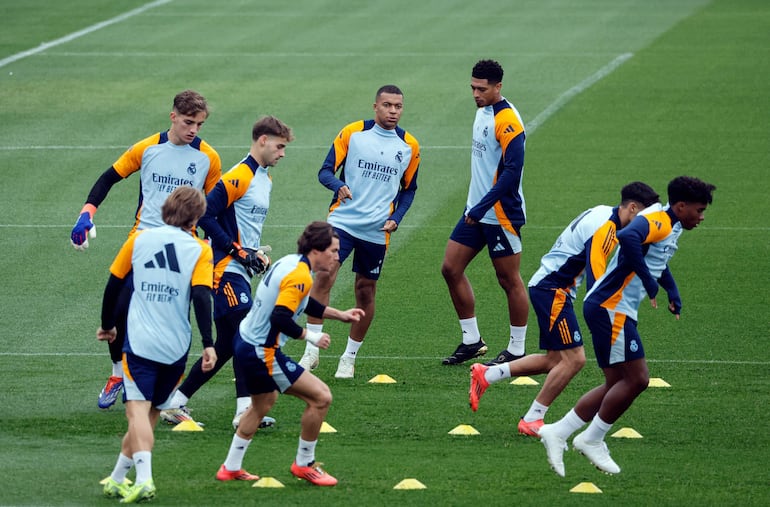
(98, 186, 217, 502)
(216, 221, 364, 486)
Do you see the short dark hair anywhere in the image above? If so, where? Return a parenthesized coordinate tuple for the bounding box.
(162, 186, 206, 229)
(620, 181, 659, 208)
(173, 90, 208, 117)
(376, 85, 403, 100)
(667, 176, 716, 205)
(252, 115, 294, 142)
(472, 59, 504, 84)
(297, 221, 338, 255)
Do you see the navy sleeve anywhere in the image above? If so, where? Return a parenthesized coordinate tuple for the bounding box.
(191, 285, 213, 348)
(86, 167, 124, 207)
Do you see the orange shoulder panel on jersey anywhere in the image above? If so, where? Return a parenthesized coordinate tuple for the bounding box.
(199, 140, 222, 193)
(112, 133, 162, 178)
(108, 231, 144, 278)
(494, 107, 525, 154)
(331, 120, 366, 172)
(642, 211, 674, 244)
(190, 237, 214, 288)
(274, 262, 313, 313)
(587, 221, 618, 280)
(222, 163, 256, 207)
(402, 131, 421, 190)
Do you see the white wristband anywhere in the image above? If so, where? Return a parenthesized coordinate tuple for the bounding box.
(305, 330, 323, 346)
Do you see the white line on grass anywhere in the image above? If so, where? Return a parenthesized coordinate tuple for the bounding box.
(0, 0, 172, 69)
(525, 52, 633, 134)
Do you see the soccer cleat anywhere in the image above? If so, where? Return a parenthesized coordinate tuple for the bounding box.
(103, 477, 130, 499)
(334, 356, 355, 379)
(572, 432, 621, 474)
(484, 349, 524, 366)
(539, 424, 568, 477)
(469, 363, 490, 412)
(159, 406, 196, 425)
(119, 479, 155, 503)
(231, 408, 276, 430)
(442, 339, 488, 365)
(290, 461, 338, 486)
(298, 349, 320, 371)
(98, 375, 124, 409)
(216, 464, 260, 481)
(517, 418, 544, 437)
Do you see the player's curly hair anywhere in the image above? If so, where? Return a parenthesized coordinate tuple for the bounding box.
(472, 59, 504, 84)
(667, 176, 716, 205)
(297, 221, 339, 255)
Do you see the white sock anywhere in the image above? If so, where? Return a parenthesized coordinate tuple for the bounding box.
(169, 389, 189, 408)
(296, 437, 317, 467)
(236, 396, 250, 415)
(484, 364, 511, 384)
(507, 325, 527, 356)
(110, 453, 133, 483)
(524, 400, 549, 422)
(132, 451, 152, 484)
(224, 434, 252, 471)
(460, 317, 481, 345)
(112, 362, 123, 378)
(551, 408, 587, 440)
(581, 414, 612, 442)
(304, 324, 323, 354)
(342, 337, 362, 359)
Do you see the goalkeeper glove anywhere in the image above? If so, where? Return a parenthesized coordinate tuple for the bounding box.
(229, 242, 271, 277)
(71, 205, 97, 251)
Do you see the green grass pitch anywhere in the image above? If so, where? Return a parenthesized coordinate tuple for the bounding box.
(0, 0, 768, 505)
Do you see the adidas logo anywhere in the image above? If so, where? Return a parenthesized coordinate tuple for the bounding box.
(504, 125, 517, 134)
(492, 243, 506, 252)
(370, 266, 381, 275)
(144, 243, 180, 273)
(228, 179, 239, 188)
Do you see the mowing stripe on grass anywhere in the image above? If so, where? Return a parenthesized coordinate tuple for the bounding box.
(0, 0, 171, 69)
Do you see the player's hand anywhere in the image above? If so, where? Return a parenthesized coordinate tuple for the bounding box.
(668, 298, 681, 320)
(337, 185, 353, 202)
(71, 212, 96, 251)
(229, 242, 271, 276)
(201, 346, 218, 372)
(649, 297, 658, 309)
(381, 220, 398, 233)
(305, 330, 331, 350)
(96, 326, 117, 343)
(339, 308, 365, 323)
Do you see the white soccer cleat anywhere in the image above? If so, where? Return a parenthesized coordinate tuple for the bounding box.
(334, 356, 355, 379)
(232, 408, 276, 430)
(572, 432, 621, 474)
(299, 349, 320, 371)
(539, 424, 568, 477)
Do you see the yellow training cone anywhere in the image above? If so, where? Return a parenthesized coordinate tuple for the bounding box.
(648, 377, 671, 387)
(611, 427, 643, 439)
(448, 424, 479, 435)
(320, 421, 337, 433)
(172, 420, 203, 432)
(394, 478, 427, 490)
(510, 376, 539, 385)
(252, 477, 284, 488)
(369, 374, 397, 383)
(570, 482, 603, 493)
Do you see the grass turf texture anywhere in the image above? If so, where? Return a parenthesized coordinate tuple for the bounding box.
(1, 0, 768, 505)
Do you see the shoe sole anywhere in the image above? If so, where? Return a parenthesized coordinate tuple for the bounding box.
(573, 444, 620, 475)
(443, 345, 489, 365)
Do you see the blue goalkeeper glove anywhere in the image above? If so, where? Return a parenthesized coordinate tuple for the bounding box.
(71, 206, 97, 251)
